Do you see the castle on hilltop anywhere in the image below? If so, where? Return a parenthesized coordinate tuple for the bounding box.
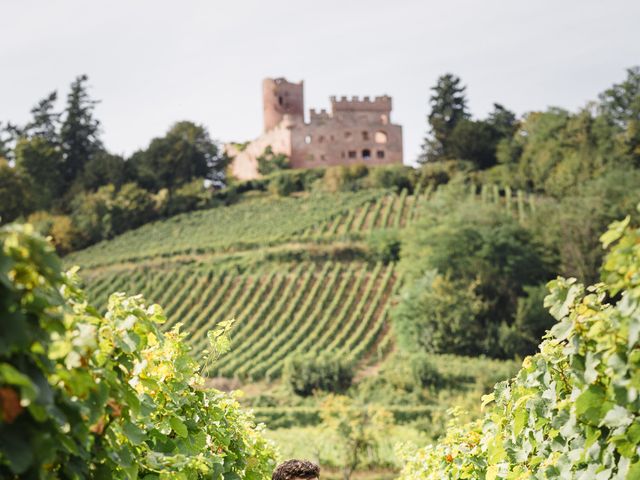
(227, 78, 403, 180)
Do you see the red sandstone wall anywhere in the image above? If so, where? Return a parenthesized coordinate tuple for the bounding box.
(289, 97, 402, 169)
(263, 78, 304, 132)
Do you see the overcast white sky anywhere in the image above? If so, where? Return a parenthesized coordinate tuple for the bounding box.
(2, 0, 639, 163)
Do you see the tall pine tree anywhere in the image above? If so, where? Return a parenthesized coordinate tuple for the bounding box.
(420, 73, 469, 163)
(60, 75, 102, 187)
(14, 91, 65, 210)
(25, 91, 60, 142)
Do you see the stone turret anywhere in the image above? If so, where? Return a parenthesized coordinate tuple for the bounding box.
(262, 78, 304, 132)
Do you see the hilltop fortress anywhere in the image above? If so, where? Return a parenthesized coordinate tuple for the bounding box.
(227, 78, 403, 180)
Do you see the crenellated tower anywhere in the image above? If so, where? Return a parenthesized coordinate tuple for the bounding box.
(262, 78, 304, 132)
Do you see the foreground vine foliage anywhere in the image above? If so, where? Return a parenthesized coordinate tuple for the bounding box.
(0, 224, 275, 478)
(399, 212, 640, 479)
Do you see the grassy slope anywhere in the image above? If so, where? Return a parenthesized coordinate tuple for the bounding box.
(73, 189, 423, 382)
(67, 190, 385, 268)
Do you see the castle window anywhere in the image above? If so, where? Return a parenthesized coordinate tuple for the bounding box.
(278, 96, 283, 106)
(348, 150, 357, 159)
(362, 149, 371, 160)
(344, 131, 352, 141)
(377, 150, 385, 159)
(321, 154, 326, 161)
(380, 114, 389, 125)
(304, 135, 312, 144)
(362, 131, 369, 141)
(375, 131, 388, 144)
(318, 135, 325, 143)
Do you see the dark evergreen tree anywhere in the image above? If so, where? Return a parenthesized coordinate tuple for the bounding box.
(24, 91, 61, 143)
(598, 66, 640, 164)
(0, 123, 10, 159)
(420, 73, 469, 163)
(487, 103, 518, 139)
(0, 159, 32, 223)
(11, 91, 65, 210)
(60, 75, 102, 187)
(15, 137, 64, 210)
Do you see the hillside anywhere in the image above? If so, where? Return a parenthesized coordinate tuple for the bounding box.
(74, 182, 538, 384)
(68, 188, 411, 268)
(73, 186, 435, 383)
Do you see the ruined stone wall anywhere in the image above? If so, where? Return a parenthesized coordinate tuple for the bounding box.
(227, 117, 294, 180)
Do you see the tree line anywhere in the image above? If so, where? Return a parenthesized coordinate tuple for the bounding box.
(419, 67, 640, 195)
(0, 75, 228, 252)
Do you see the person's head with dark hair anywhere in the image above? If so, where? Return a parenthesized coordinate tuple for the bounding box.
(272, 459, 320, 480)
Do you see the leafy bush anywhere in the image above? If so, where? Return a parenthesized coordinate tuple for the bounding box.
(398, 211, 640, 479)
(392, 272, 488, 356)
(356, 352, 443, 407)
(268, 171, 299, 197)
(0, 224, 275, 478)
(323, 164, 369, 192)
(386, 352, 443, 392)
(415, 160, 472, 189)
(368, 229, 401, 263)
(367, 165, 414, 193)
(26, 210, 78, 254)
(165, 177, 217, 215)
(283, 351, 354, 397)
(257, 146, 290, 175)
(320, 395, 394, 478)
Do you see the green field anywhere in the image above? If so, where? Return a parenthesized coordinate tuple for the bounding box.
(73, 187, 446, 381)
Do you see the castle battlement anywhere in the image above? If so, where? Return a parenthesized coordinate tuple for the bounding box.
(309, 108, 331, 121)
(228, 77, 402, 180)
(330, 95, 392, 112)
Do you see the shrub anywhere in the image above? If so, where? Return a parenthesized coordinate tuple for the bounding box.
(368, 229, 401, 263)
(26, 211, 78, 254)
(0, 223, 276, 477)
(367, 165, 414, 193)
(392, 270, 488, 356)
(257, 146, 290, 175)
(165, 177, 215, 215)
(323, 164, 369, 192)
(283, 351, 354, 397)
(268, 171, 299, 197)
(415, 160, 472, 189)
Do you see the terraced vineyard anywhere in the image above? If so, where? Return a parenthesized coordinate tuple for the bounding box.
(67, 189, 385, 268)
(77, 184, 535, 382)
(298, 186, 430, 237)
(85, 261, 396, 380)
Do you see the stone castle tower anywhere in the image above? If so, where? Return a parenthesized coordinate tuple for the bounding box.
(262, 78, 304, 131)
(227, 77, 403, 180)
